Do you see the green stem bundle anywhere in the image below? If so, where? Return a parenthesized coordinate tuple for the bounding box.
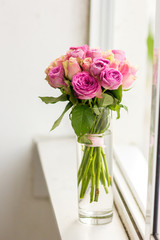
(78, 108, 112, 203)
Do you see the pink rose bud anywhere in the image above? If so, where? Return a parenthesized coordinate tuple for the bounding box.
(72, 72, 102, 99)
(52, 55, 68, 67)
(86, 48, 102, 59)
(100, 68, 122, 90)
(90, 58, 110, 76)
(82, 57, 92, 72)
(112, 50, 126, 62)
(70, 44, 89, 53)
(48, 66, 66, 88)
(68, 49, 85, 59)
(63, 57, 81, 80)
(109, 61, 119, 70)
(119, 63, 137, 89)
(45, 65, 53, 75)
(102, 50, 114, 62)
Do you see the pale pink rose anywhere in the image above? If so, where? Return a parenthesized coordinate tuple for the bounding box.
(82, 57, 92, 71)
(51, 55, 69, 67)
(45, 65, 53, 75)
(86, 48, 102, 59)
(102, 50, 115, 62)
(118, 63, 137, 89)
(109, 61, 119, 70)
(63, 57, 81, 80)
(112, 50, 126, 62)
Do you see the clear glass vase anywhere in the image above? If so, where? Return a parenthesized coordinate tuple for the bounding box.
(76, 107, 113, 225)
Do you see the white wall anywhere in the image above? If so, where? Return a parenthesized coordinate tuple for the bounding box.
(0, 0, 89, 239)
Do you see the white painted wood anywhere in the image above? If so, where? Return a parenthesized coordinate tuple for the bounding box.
(33, 143, 49, 198)
(35, 136, 129, 240)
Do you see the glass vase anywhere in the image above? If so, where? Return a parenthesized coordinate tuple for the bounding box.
(76, 107, 113, 225)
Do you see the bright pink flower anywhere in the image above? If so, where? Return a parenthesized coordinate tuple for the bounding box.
(82, 57, 92, 72)
(63, 57, 81, 80)
(70, 44, 89, 53)
(90, 58, 110, 76)
(72, 72, 102, 99)
(86, 48, 102, 59)
(69, 49, 85, 59)
(48, 66, 66, 88)
(112, 50, 126, 62)
(100, 68, 122, 90)
(118, 63, 137, 89)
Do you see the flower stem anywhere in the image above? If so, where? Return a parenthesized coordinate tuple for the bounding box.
(100, 156, 109, 194)
(101, 148, 111, 186)
(78, 147, 89, 185)
(90, 149, 96, 202)
(94, 147, 101, 201)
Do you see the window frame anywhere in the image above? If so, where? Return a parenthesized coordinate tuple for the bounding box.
(89, 0, 160, 239)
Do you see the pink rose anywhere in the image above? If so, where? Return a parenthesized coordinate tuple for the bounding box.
(118, 63, 137, 89)
(90, 58, 110, 76)
(48, 66, 66, 88)
(45, 65, 53, 75)
(112, 50, 126, 62)
(86, 48, 102, 59)
(63, 57, 81, 80)
(102, 50, 114, 62)
(100, 68, 122, 90)
(52, 55, 68, 67)
(70, 44, 89, 53)
(68, 49, 85, 59)
(82, 57, 92, 72)
(72, 72, 102, 99)
(109, 61, 119, 69)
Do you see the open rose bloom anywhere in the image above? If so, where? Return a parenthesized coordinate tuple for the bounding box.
(42, 44, 137, 130)
(40, 45, 137, 211)
(45, 45, 137, 97)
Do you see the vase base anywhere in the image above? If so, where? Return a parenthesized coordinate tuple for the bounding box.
(79, 210, 113, 225)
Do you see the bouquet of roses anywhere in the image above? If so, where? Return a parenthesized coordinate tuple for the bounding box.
(40, 44, 137, 202)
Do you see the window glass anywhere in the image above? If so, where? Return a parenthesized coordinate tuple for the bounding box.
(113, 0, 155, 212)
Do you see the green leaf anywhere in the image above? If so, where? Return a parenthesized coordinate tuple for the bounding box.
(69, 88, 78, 105)
(109, 103, 128, 119)
(71, 105, 95, 136)
(78, 135, 92, 145)
(111, 85, 122, 102)
(147, 29, 154, 61)
(39, 94, 68, 104)
(119, 104, 128, 112)
(93, 104, 100, 115)
(50, 102, 72, 131)
(99, 93, 114, 107)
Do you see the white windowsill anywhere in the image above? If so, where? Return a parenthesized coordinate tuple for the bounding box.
(34, 136, 129, 240)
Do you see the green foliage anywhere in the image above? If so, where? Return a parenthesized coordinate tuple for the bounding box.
(69, 88, 78, 105)
(50, 102, 73, 131)
(39, 94, 68, 104)
(71, 105, 95, 136)
(109, 103, 128, 119)
(77, 135, 92, 145)
(93, 104, 100, 115)
(98, 93, 114, 107)
(109, 85, 122, 102)
(147, 30, 154, 61)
